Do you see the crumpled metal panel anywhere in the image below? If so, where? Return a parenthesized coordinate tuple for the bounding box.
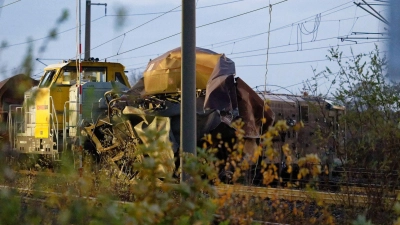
(204, 74, 238, 113)
(121, 95, 225, 154)
(236, 77, 275, 138)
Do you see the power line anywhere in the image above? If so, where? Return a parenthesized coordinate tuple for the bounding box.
(197, 0, 288, 29)
(103, 0, 289, 59)
(110, 37, 384, 64)
(236, 55, 355, 67)
(108, 27, 383, 64)
(251, 64, 378, 95)
(230, 39, 386, 59)
(111, 36, 363, 63)
(237, 49, 388, 67)
(107, 53, 159, 61)
(35, 18, 385, 71)
(0, 0, 20, 9)
(200, 3, 362, 50)
(230, 36, 338, 55)
(106, 0, 244, 16)
(88, 5, 181, 55)
(0, 0, 244, 50)
(237, 58, 330, 67)
(0, 16, 106, 49)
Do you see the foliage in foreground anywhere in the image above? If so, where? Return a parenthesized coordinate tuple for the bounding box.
(0, 118, 338, 225)
(0, 129, 219, 225)
(310, 45, 400, 224)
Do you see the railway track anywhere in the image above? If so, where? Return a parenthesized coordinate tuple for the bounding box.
(0, 184, 291, 225)
(215, 184, 400, 207)
(9, 170, 400, 207)
(2, 170, 399, 224)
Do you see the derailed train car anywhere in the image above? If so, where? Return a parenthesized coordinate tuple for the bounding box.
(81, 47, 346, 181)
(262, 94, 345, 162)
(82, 47, 275, 178)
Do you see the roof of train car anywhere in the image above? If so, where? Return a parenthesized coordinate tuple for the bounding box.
(257, 92, 345, 110)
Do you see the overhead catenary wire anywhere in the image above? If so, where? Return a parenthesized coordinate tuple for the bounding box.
(106, 0, 244, 16)
(230, 36, 341, 55)
(348, 3, 359, 36)
(0, 15, 106, 49)
(254, 66, 358, 93)
(207, 1, 356, 48)
(297, 14, 321, 50)
(0, 0, 244, 50)
(27, 39, 385, 76)
(117, 34, 126, 55)
(237, 49, 388, 67)
(229, 39, 384, 59)
(86, 5, 181, 56)
(31, 0, 365, 64)
(30, 33, 385, 75)
(3, 0, 384, 83)
(360, 0, 388, 23)
(0, 0, 364, 66)
(227, 25, 386, 56)
(255, 1, 273, 185)
(252, 64, 376, 97)
(200, 5, 376, 51)
(0, 0, 20, 9)
(103, 0, 289, 59)
(109, 34, 380, 63)
(0, 0, 385, 95)
(236, 54, 364, 67)
(104, 35, 383, 68)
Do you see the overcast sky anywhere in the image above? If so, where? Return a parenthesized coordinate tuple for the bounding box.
(0, 0, 387, 95)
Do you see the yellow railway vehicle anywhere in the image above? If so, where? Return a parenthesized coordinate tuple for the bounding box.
(8, 60, 130, 159)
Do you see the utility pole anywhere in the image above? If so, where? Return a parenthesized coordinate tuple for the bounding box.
(180, 0, 196, 182)
(389, 0, 400, 82)
(84, 0, 91, 60)
(84, 0, 107, 60)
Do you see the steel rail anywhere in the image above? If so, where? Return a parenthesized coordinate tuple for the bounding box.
(11, 170, 400, 207)
(215, 184, 400, 207)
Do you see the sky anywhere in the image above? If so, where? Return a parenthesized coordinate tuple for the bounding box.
(0, 0, 388, 96)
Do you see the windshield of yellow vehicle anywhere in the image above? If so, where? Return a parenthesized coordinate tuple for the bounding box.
(82, 67, 107, 82)
(57, 66, 78, 85)
(55, 66, 107, 85)
(39, 66, 109, 87)
(57, 66, 106, 83)
(60, 66, 107, 83)
(39, 70, 56, 88)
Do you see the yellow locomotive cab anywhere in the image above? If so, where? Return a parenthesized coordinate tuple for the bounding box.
(36, 61, 131, 131)
(11, 60, 131, 155)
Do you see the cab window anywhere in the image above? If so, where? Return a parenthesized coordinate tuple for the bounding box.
(56, 66, 106, 84)
(39, 70, 56, 87)
(57, 67, 78, 85)
(301, 105, 309, 122)
(82, 67, 106, 82)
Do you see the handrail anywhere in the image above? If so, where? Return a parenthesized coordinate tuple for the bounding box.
(63, 101, 77, 151)
(16, 107, 23, 133)
(63, 100, 78, 167)
(8, 104, 22, 149)
(49, 96, 58, 154)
